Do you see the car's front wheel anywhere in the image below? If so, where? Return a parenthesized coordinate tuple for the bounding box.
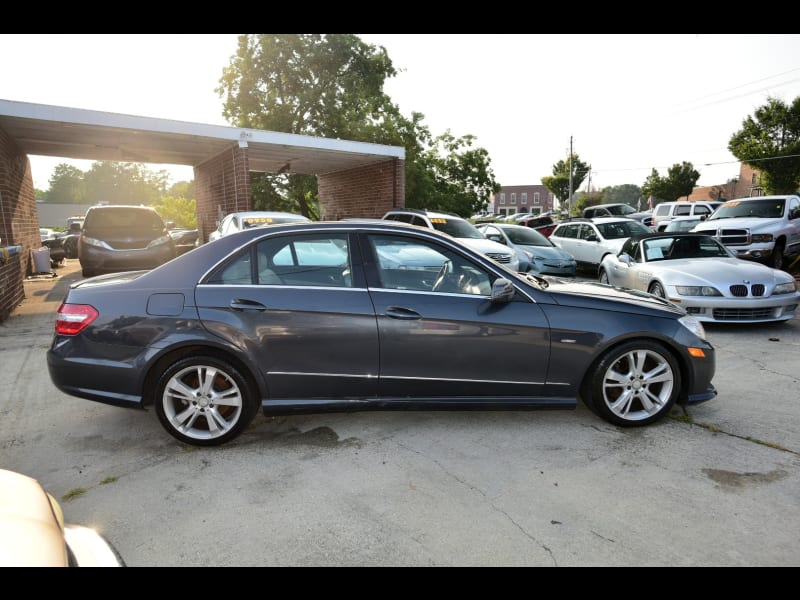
(582, 340, 680, 427)
(598, 268, 609, 284)
(154, 355, 259, 446)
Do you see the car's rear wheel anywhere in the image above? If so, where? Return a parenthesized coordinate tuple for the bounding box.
(648, 281, 666, 298)
(582, 340, 680, 427)
(154, 356, 259, 446)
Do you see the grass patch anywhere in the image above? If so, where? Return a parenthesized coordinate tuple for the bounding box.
(746, 437, 791, 452)
(669, 413, 694, 424)
(62, 487, 87, 502)
(99, 476, 118, 485)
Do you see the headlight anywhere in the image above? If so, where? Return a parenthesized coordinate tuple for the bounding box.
(147, 235, 173, 248)
(774, 281, 797, 295)
(679, 315, 707, 341)
(751, 234, 773, 243)
(675, 286, 722, 296)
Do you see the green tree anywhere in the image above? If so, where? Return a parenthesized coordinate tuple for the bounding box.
(602, 184, 642, 206)
(216, 34, 498, 218)
(83, 161, 168, 205)
(44, 163, 86, 203)
(542, 153, 590, 215)
(152, 196, 197, 228)
(641, 162, 700, 203)
(728, 96, 800, 194)
(168, 180, 195, 200)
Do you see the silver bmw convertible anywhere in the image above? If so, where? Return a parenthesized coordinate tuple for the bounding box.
(598, 232, 800, 323)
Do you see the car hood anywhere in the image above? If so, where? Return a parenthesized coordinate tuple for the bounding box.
(695, 217, 783, 232)
(519, 244, 574, 260)
(536, 278, 685, 316)
(646, 257, 795, 284)
(459, 237, 514, 256)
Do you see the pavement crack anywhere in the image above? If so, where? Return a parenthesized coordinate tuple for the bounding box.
(670, 408, 799, 456)
(396, 440, 558, 566)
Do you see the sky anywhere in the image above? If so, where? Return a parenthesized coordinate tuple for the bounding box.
(2, 33, 800, 193)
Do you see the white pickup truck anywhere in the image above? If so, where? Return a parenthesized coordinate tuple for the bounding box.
(691, 194, 800, 269)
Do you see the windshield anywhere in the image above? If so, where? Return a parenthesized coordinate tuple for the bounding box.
(596, 220, 651, 239)
(503, 226, 552, 246)
(708, 198, 785, 220)
(609, 204, 637, 215)
(643, 235, 731, 261)
(430, 217, 484, 239)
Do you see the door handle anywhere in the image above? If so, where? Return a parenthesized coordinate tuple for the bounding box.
(229, 298, 267, 311)
(385, 306, 422, 320)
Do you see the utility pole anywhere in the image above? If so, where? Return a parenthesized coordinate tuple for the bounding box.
(568, 136, 573, 215)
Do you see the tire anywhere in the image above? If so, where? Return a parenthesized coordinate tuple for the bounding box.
(769, 243, 785, 270)
(154, 355, 259, 446)
(598, 268, 609, 284)
(64, 237, 78, 259)
(648, 281, 666, 298)
(582, 340, 680, 427)
(81, 269, 96, 278)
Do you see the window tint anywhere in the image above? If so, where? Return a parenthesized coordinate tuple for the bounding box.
(369, 234, 492, 295)
(209, 233, 352, 287)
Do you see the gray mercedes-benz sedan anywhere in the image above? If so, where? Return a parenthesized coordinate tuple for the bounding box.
(47, 220, 717, 446)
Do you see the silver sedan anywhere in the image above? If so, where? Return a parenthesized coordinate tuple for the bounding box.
(598, 232, 800, 323)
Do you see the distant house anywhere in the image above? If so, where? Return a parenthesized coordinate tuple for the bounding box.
(490, 184, 556, 217)
(687, 163, 763, 202)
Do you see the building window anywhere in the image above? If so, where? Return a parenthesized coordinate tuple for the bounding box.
(521, 193, 527, 205)
(534, 192, 540, 205)
(751, 173, 757, 185)
(510, 193, 516, 205)
(499, 193, 505, 205)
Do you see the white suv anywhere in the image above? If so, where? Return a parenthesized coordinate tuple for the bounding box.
(382, 208, 520, 271)
(550, 217, 652, 269)
(652, 201, 721, 231)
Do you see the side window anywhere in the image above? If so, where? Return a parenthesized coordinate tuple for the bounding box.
(410, 216, 428, 227)
(789, 197, 800, 219)
(257, 233, 352, 287)
(675, 205, 691, 216)
(655, 204, 669, 216)
(694, 205, 711, 217)
(368, 234, 493, 296)
(579, 225, 595, 240)
(563, 225, 578, 239)
(208, 250, 254, 285)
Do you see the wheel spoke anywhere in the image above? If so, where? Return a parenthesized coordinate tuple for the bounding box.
(639, 390, 662, 414)
(198, 367, 219, 396)
(609, 390, 635, 416)
(173, 404, 201, 431)
(166, 379, 197, 402)
(213, 388, 243, 408)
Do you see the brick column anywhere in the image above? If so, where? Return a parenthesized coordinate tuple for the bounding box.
(194, 143, 251, 243)
(317, 158, 405, 220)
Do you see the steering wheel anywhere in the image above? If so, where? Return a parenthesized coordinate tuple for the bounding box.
(432, 260, 453, 292)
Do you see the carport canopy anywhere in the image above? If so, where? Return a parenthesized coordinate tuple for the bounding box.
(0, 98, 404, 176)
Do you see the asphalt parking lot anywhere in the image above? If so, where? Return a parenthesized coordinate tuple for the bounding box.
(1, 258, 798, 566)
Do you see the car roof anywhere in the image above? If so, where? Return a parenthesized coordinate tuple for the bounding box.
(225, 211, 309, 219)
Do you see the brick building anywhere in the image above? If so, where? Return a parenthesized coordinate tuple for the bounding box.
(490, 184, 555, 217)
(687, 163, 763, 201)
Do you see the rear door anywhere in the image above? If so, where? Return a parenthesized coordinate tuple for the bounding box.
(195, 231, 379, 399)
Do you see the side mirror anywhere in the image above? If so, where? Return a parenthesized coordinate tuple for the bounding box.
(490, 278, 515, 303)
(618, 253, 632, 265)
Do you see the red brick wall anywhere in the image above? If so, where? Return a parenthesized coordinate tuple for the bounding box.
(194, 144, 251, 243)
(0, 126, 40, 321)
(317, 158, 404, 220)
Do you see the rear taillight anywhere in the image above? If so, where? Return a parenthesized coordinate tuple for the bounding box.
(55, 303, 99, 335)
